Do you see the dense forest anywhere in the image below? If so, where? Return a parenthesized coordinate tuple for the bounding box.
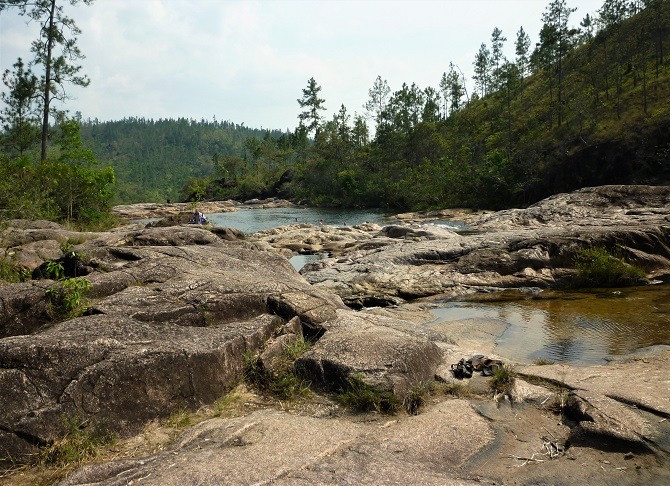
(1, 0, 670, 221)
(78, 118, 285, 203)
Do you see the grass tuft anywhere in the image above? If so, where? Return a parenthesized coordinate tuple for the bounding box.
(489, 364, 516, 395)
(38, 416, 113, 469)
(163, 409, 192, 429)
(242, 338, 313, 401)
(335, 375, 401, 414)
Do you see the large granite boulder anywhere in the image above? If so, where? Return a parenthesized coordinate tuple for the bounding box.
(0, 223, 448, 469)
(0, 313, 279, 465)
(295, 309, 445, 398)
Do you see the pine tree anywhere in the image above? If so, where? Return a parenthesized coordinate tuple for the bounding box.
(0, 58, 40, 156)
(297, 77, 326, 138)
(0, 0, 94, 161)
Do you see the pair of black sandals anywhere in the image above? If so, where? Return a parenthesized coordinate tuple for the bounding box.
(451, 355, 503, 379)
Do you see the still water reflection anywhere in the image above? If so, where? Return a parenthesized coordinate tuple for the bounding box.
(429, 285, 670, 365)
(207, 207, 392, 234)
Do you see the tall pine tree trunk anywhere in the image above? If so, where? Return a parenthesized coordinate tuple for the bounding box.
(41, 0, 56, 161)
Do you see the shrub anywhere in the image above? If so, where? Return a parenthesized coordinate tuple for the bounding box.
(0, 257, 26, 283)
(573, 246, 645, 287)
(46, 277, 92, 320)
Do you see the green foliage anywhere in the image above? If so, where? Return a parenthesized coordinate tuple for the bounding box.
(45, 260, 65, 280)
(335, 375, 401, 414)
(0, 58, 40, 156)
(0, 121, 115, 227)
(46, 277, 91, 320)
(0, 257, 28, 283)
(242, 351, 264, 384)
(267, 369, 311, 401)
(38, 415, 113, 468)
(573, 246, 646, 287)
(78, 117, 288, 204)
(282, 337, 312, 361)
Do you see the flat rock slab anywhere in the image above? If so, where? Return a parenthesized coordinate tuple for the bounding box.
(62, 401, 492, 485)
(517, 350, 670, 453)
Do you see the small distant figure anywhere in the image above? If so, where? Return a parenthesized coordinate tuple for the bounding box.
(166, 198, 171, 204)
(319, 219, 324, 226)
(189, 208, 207, 224)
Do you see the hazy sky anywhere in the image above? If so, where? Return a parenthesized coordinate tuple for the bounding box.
(1, 0, 604, 131)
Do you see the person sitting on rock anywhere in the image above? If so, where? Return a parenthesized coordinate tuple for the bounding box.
(189, 208, 207, 224)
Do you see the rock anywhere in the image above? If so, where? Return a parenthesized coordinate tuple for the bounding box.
(0, 225, 329, 467)
(0, 313, 280, 465)
(516, 349, 670, 454)
(61, 401, 493, 486)
(295, 309, 444, 398)
(1, 223, 452, 469)
(293, 185, 670, 305)
(111, 201, 238, 220)
(252, 223, 377, 258)
(430, 317, 509, 356)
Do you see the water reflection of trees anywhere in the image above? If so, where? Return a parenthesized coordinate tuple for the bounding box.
(502, 287, 670, 362)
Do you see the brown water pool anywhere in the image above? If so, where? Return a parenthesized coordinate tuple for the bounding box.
(428, 284, 670, 365)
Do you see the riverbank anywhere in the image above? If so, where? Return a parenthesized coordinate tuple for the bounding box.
(1, 185, 669, 484)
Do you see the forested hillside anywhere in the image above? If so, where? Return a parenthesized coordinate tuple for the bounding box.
(21, 0, 668, 210)
(79, 118, 285, 203)
(77, 0, 668, 209)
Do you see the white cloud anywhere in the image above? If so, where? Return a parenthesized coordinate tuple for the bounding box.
(1, 0, 605, 129)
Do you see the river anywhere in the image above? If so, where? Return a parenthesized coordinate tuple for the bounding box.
(208, 206, 670, 366)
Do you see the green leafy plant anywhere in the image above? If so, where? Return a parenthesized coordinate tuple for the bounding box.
(573, 246, 645, 287)
(335, 375, 401, 414)
(45, 260, 65, 280)
(46, 277, 92, 320)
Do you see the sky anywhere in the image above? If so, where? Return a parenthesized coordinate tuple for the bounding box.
(1, 0, 605, 132)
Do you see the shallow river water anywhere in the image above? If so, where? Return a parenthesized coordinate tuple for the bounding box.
(428, 285, 670, 365)
(208, 206, 669, 366)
